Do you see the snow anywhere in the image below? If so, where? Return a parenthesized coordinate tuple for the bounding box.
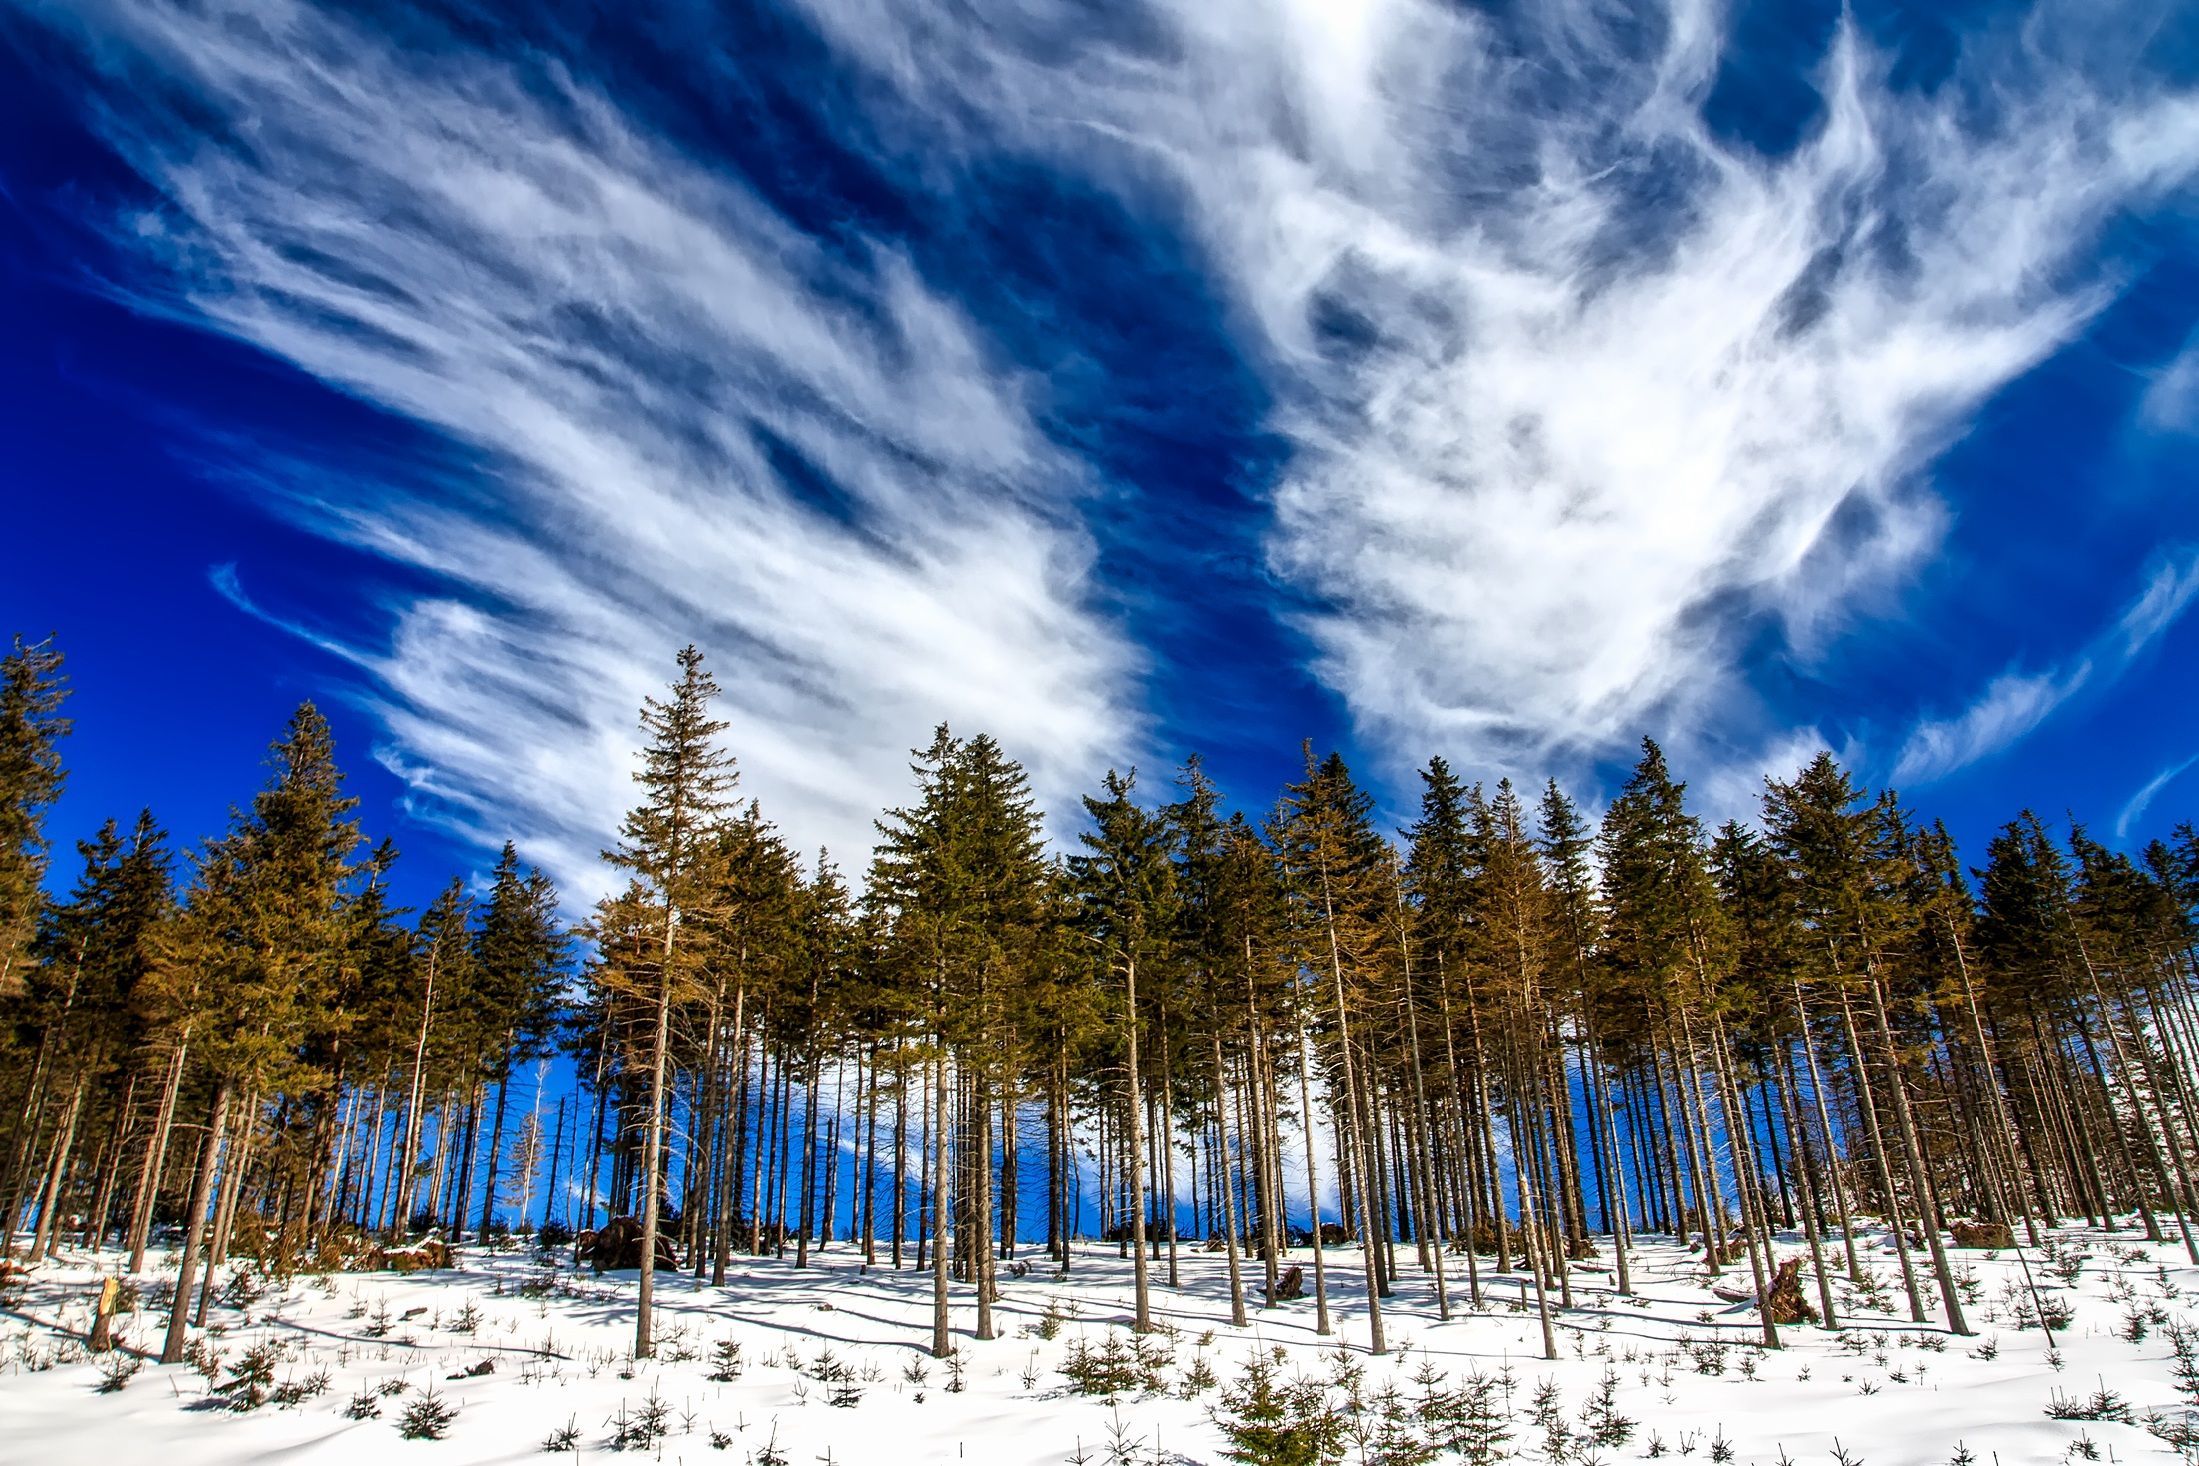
(2, 1224, 2195, 1464)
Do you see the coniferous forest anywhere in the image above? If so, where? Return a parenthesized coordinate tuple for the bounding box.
(11, 627, 2199, 1383)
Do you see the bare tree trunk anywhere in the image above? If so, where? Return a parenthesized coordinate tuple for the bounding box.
(390, 947, 439, 1239)
(797, 1052, 820, 1269)
(892, 1038, 906, 1271)
(127, 1037, 189, 1272)
(1434, 959, 1484, 1307)
(1293, 1020, 1333, 1336)
(1323, 910, 1385, 1355)
(1400, 971, 1450, 1320)
(1124, 953, 1152, 1333)
(161, 1082, 231, 1365)
(196, 1091, 255, 1327)
(29, 1070, 87, 1261)
(1504, 1041, 1558, 1360)
(712, 981, 747, 1285)
(1776, 1040, 1840, 1328)
(1159, 1025, 1180, 1291)
(477, 1044, 515, 1239)
(930, 1040, 951, 1358)
(1212, 1031, 1248, 1326)
(973, 1070, 995, 1341)
(1837, 984, 1926, 1321)
(1707, 1018, 1778, 1348)
(635, 960, 674, 1358)
(83, 1072, 136, 1252)
(1866, 975, 1970, 1334)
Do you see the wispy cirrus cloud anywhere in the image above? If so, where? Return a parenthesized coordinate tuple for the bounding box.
(2116, 754, 2199, 842)
(15, 0, 2197, 875)
(20, 0, 1144, 895)
(1892, 548, 2199, 786)
(2144, 330, 2199, 434)
(791, 0, 2199, 793)
(2117, 554, 2199, 658)
(1892, 665, 2091, 788)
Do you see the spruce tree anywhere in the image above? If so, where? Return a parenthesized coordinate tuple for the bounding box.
(604, 646, 735, 1357)
(1541, 778, 1632, 1293)
(1273, 748, 1391, 1354)
(159, 703, 361, 1362)
(0, 635, 70, 996)
(871, 726, 1052, 1352)
(1764, 755, 1968, 1333)
(472, 845, 568, 1236)
(10, 813, 174, 1256)
(1072, 768, 1178, 1332)
(1405, 757, 1487, 1311)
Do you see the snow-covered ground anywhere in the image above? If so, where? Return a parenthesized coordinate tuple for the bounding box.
(2, 1224, 2195, 1464)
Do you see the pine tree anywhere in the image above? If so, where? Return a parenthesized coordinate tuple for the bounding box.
(1405, 757, 1487, 1312)
(9, 812, 174, 1258)
(0, 635, 70, 997)
(1599, 741, 1739, 1308)
(1274, 748, 1392, 1354)
(158, 703, 361, 1362)
(604, 646, 736, 1357)
(1471, 778, 1561, 1356)
(871, 727, 1051, 1351)
(472, 845, 568, 1237)
(1072, 768, 1178, 1333)
(1541, 778, 1632, 1294)
(1764, 755, 1968, 1333)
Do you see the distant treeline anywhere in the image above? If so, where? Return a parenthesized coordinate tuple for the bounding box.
(3, 634, 2196, 1365)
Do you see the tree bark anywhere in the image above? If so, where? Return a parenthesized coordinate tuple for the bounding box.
(161, 1081, 231, 1365)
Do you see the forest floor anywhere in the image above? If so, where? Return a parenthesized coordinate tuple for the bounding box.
(1, 1220, 2196, 1464)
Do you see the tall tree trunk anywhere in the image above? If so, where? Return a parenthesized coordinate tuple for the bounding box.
(478, 1051, 515, 1239)
(29, 1070, 87, 1261)
(635, 955, 675, 1358)
(798, 1054, 821, 1269)
(82, 1073, 136, 1252)
(1775, 1040, 1840, 1328)
(892, 1038, 907, 1271)
(1707, 1018, 1778, 1349)
(1319, 874, 1385, 1355)
(390, 946, 439, 1239)
(1159, 1026, 1180, 1290)
(161, 1082, 231, 1365)
(1294, 1019, 1333, 1337)
(127, 1036, 190, 1272)
(1794, 984, 1863, 1279)
(930, 1040, 951, 1358)
(1837, 985, 1926, 1322)
(712, 981, 747, 1285)
(1124, 954, 1152, 1334)
(196, 1090, 256, 1327)
(973, 1072, 995, 1341)
(1865, 975, 1970, 1334)
(1212, 1031, 1248, 1327)
(1504, 1042, 1559, 1360)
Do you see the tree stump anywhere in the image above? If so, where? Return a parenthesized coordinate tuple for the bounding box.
(89, 1277, 122, 1353)
(1766, 1257, 1818, 1325)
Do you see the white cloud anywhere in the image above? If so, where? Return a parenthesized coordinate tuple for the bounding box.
(23, 0, 2199, 865)
(2143, 333, 2199, 433)
(1697, 725, 1857, 832)
(32, 0, 1145, 898)
(2115, 754, 2199, 842)
(1890, 547, 2199, 785)
(789, 0, 2199, 795)
(1891, 665, 2090, 787)
(2117, 552, 2199, 658)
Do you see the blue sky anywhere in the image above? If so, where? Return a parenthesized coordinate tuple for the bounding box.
(4, 0, 2199, 913)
